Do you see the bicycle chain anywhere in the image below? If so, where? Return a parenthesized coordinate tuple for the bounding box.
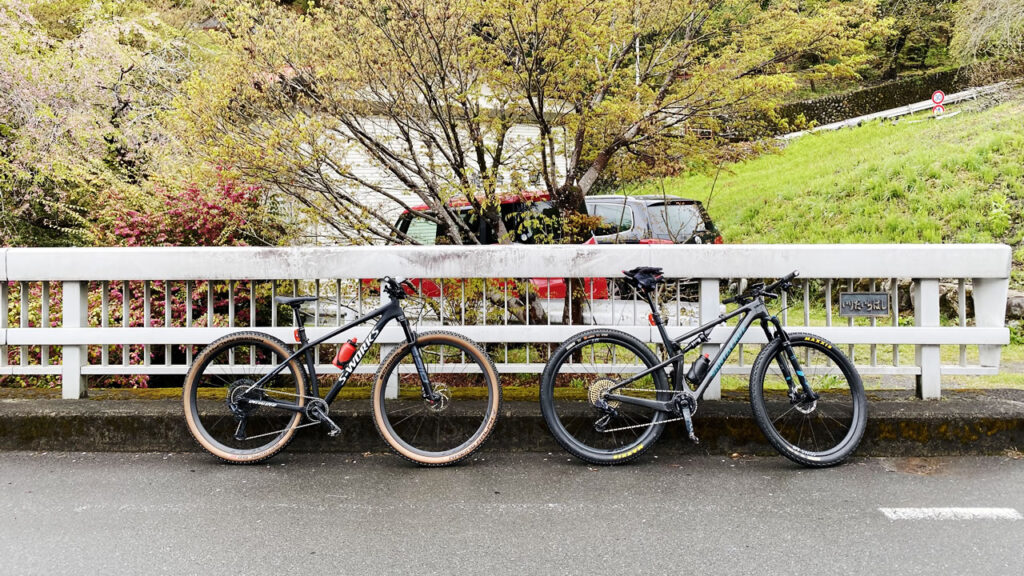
(231, 386, 332, 441)
(598, 415, 688, 433)
(595, 387, 693, 433)
(239, 421, 322, 441)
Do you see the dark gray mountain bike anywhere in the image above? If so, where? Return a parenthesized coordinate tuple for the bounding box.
(540, 267, 867, 467)
(183, 277, 501, 466)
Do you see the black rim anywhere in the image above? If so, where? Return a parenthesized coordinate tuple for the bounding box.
(545, 336, 666, 456)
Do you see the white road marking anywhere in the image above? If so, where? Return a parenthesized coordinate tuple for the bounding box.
(879, 507, 1023, 521)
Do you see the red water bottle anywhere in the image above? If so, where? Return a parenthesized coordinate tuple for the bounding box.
(332, 338, 358, 369)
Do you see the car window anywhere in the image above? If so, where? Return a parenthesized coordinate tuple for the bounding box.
(506, 201, 560, 243)
(588, 202, 634, 235)
(648, 204, 705, 241)
(405, 216, 438, 245)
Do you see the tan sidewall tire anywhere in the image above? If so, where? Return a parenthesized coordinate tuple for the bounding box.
(372, 332, 500, 466)
(183, 332, 308, 464)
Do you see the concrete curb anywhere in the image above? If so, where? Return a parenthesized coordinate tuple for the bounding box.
(2, 390, 1023, 456)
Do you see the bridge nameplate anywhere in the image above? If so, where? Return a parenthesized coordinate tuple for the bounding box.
(839, 292, 890, 317)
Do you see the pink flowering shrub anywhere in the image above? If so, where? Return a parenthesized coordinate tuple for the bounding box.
(3, 170, 287, 388)
(97, 170, 274, 248)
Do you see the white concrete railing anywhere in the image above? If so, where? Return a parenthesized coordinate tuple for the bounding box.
(0, 245, 1011, 400)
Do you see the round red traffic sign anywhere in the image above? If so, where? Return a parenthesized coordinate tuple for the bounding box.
(932, 90, 945, 105)
(933, 104, 945, 115)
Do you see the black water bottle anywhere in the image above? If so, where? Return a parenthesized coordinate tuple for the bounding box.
(686, 353, 710, 385)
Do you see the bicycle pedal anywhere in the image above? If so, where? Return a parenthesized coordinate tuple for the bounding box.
(311, 406, 342, 438)
(322, 416, 342, 438)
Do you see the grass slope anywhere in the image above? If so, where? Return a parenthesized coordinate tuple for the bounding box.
(626, 99, 1024, 247)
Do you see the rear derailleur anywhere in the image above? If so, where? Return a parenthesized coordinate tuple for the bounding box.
(592, 398, 621, 433)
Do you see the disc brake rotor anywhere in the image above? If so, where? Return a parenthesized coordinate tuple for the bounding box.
(427, 383, 450, 412)
(794, 400, 817, 414)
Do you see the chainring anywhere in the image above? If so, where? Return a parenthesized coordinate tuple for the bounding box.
(305, 397, 329, 421)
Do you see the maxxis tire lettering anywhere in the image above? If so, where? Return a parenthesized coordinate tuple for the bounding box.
(540, 328, 668, 466)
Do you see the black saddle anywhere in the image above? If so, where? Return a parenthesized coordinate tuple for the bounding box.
(274, 296, 318, 307)
(623, 266, 665, 292)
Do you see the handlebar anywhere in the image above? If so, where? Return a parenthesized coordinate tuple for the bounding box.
(764, 271, 798, 294)
(722, 271, 799, 305)
(382, 276, 415, 299)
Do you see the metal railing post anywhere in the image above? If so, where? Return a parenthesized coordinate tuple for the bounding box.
(913, 279, 941, 399)
(62, 280, 89, 399)
(0, 249, 5, 369)
(0, 279, 7, 369)
(700, 278, 721, 400)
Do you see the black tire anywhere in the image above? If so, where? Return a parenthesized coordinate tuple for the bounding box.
(183, 332, 308, 464)
(372, 331, 501, 466)
(540, 329, 670, 465)
(749, 333, 867, 467)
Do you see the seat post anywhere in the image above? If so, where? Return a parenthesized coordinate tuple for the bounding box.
(291, 305, 307, 342)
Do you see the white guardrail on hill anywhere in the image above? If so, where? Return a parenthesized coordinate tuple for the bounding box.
(779, 82, 1007, 140)
(0, 245, 1011, 400)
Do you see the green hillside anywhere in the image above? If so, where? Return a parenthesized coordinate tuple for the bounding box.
(625, 98, 1024, 251)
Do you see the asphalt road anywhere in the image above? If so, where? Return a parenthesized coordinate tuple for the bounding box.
(1, 451, 1022, 575)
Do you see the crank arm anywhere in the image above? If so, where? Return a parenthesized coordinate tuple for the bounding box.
(681, 406, 699, 444)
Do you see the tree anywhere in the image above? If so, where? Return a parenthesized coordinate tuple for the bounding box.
(876, 0, 954, 81)
(177, 0, 884, 247)
(952, 0, 1024, 76)
(0, 0, 205, 246)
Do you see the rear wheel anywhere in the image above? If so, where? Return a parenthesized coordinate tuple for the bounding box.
(183, 332, 307, 464)
(540, 329, 670, 465)
(372, 331, 501, 466)
(749, 333, 867, 467)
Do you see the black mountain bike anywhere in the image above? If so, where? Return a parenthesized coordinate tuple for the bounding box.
(183, 277, 501, 466)
(540, 267, 867, 467)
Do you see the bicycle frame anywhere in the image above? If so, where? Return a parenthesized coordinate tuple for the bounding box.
(602, 292, 812, 413)
(237, 296, 424, 414)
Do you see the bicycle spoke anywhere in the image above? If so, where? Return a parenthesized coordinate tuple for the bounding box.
(541, 331, 668, 463)
(752, 334, 865, 465)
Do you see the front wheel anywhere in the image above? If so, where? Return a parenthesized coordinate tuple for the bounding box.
(372, 331, 501, 466)
(749, 333, 867, 467)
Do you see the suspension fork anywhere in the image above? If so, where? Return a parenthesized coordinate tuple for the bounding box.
(761, 316, 819, 401)
(397, 315, 437, 401)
